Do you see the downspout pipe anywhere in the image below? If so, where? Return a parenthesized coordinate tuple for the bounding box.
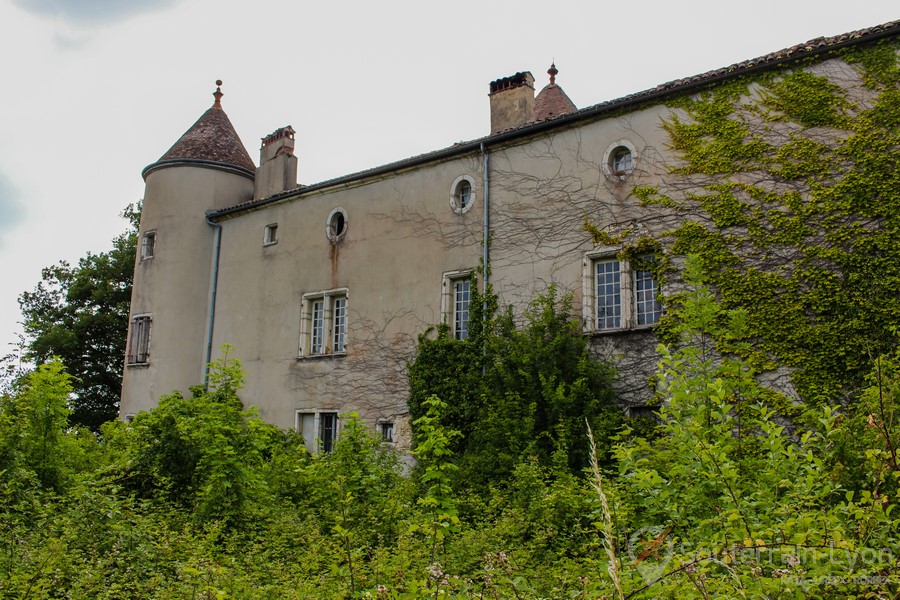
(480, 142, 490, 295)
(204, 214, 222, 387)
(481, 142, 490, 369)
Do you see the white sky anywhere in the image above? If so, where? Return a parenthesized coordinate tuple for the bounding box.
(0, 0, 897, 357)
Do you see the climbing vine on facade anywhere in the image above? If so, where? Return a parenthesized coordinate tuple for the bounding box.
(634, 38, 900, 406)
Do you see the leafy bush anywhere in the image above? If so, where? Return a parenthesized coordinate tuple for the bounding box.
(409, 284, 622, 489)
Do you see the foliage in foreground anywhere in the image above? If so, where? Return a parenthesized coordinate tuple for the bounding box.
(3, 269, 900, 597)
(17, 204, 139, 430)
(407, 283, 622, 489)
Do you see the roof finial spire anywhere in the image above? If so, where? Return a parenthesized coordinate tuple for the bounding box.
(213, 79, 223, 107)
(548, 62, 558, 85)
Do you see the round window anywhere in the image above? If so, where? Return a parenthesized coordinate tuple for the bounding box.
(602, 139, 637, 180)
(449, 176, 476, 214)
(326, 207, 348, 242)
(610, 147, 632, 175)
(456, 180, 472, 209)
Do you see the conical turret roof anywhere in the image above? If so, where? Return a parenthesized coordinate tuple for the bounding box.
(534, 63, 577, 122)
(143, 81, 255, 180)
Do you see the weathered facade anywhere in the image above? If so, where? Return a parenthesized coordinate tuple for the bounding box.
(120, 22, 900, 450)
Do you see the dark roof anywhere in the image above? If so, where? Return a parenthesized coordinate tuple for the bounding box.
(211, 19, 900, 218)
(143, 101, 255, 180)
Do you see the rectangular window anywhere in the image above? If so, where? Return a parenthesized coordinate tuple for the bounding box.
(300, 290, 349, 357)
(310, 299, 325, 354)
(127, 315, 151, 364)
(264, 223, 278, 245)
(634, 267, 663, 326)
(140, 231, 156, 260)
(585, 253, 662, 332)
(453, 279, 471, 340)
(595, 259, 622, 330)
(442, 271, 474, 341)
(332, 296, 347, 353)
(380, 421, 395, 443)
(319, 412, 338, 453)
(297, 411, 340, 453)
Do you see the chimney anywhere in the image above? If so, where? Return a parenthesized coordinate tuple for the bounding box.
(254, 126, 298, 200)
(489, 72, 535, 134)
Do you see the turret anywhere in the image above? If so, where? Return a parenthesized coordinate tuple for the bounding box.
(120, 81, 255, 417)
(534, 63, 577, 121)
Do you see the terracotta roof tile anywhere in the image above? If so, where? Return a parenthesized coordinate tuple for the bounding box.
(150, 94, 256, 177)
(535, 84, 577, 121)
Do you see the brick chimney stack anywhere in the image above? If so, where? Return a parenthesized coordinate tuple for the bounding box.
(489, 72, 535, 134)
(254, 126, 298, 200)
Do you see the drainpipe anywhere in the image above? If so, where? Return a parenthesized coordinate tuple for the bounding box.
(480, 142, 490, 296)
(480, 143, 490, 369)
(204, 214, 222, 387)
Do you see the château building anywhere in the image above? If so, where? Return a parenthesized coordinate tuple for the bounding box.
(120, 20, 900, 451)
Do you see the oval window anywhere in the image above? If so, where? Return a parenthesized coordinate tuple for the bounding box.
(603, 140, 637, 179)
(449, 175, 476, 214)
(610, 147, 633, 175)
(456, 180, 472, 209)
(326, 208, 348, 242)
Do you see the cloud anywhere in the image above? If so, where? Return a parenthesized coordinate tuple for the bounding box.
(13, 0, 179, 26)
(0, 173, 24, 247)
(52, 32, 92, 50)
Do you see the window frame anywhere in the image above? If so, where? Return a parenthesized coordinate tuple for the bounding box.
(602, 139, 637, 180)
(295, 410, 340, 453)
(326, 207, 348, 243)
(583, 249, 662, 333)
(140, 230, 156, 261)
(127, 313, 152, 365)
(379, 421, 395, 444)
(299, 288, 349, 358)
(449, 175, 477, 214)
(263, 223, 278, 246)
(611, 147, 633, 175)
(441, 270, 474, 340)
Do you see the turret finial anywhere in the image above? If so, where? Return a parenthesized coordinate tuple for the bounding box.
(548, 63, 558, 85)
(213, 80, 223, 107)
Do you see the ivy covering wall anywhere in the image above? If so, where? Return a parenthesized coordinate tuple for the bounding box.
(632, 38, 900, 408)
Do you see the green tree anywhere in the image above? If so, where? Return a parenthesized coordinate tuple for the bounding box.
(408, 283, 621, 488)
(116, 347, 285, 526)
(18, 204, 139, 430)
(0, 359, 75, 491)
(611, 258, 900, 598)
